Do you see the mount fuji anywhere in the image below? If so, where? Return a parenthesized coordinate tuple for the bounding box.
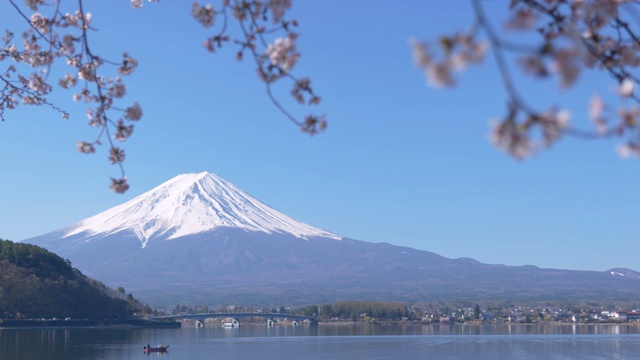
(46, 172, 340, 249)
(24, 172, 640, 307)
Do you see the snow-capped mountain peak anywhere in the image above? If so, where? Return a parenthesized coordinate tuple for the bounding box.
(63, 172, 341, 247)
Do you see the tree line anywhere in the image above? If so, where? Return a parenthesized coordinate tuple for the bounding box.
(292, 301, 410, 321)
(0, 239, 150, 320)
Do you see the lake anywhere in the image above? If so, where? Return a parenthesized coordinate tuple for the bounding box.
(2, 323, 640, 359)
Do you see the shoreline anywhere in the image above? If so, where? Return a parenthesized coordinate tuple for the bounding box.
(0, 318, 180, 329)
(3, 318, 639, 329)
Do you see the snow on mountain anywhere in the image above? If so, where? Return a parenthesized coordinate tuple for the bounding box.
(61, 172, 341, 247)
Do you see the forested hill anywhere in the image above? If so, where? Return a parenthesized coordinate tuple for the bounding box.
(0, 239, 149, 320)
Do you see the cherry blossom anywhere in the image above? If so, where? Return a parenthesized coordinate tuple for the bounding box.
(18, 1, 640, 193)
(109, 177, 130, 194)
(192, 3, 215, 28)
(124, 102, 143, 121)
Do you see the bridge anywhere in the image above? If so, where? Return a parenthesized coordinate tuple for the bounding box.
(150, 313, 317, 327)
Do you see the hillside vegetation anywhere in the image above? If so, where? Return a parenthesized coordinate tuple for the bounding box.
(0, 239, 149, 319)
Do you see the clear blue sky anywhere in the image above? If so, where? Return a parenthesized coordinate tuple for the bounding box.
(1, 1, 638, 271)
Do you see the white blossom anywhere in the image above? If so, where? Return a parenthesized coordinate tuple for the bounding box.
(265, 35, 300, 71)
(619, 78, 635, 98)
(30, 13, 50, 34)
(589, 95, 608, 134)
(616, 143, 640, 157)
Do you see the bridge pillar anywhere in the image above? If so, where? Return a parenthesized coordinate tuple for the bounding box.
(267, 319, 275, 327)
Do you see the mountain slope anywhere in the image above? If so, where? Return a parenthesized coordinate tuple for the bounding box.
(32, 172, 339, 253)
(23, 172, 640, 307)
(0, 239, 146, 319)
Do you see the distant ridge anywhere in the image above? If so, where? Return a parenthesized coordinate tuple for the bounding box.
(23, 172, 640, 307)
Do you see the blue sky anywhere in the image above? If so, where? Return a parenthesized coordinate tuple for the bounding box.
(1, 1, 638, 271)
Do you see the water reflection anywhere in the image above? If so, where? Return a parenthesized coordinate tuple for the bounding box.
(1, 324, 639, 360)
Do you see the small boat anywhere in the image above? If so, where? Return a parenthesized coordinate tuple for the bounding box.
(144, 344, 169, 353)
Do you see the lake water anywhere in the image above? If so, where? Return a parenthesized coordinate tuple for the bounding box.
(2, 323, 640, 360)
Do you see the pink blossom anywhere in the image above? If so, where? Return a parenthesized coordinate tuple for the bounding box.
(539, 109, 570, 146)
(266, 0, 292, 23)
(109, 83, 127, 99)
(124, 102, 143, 121)
(59, 73, 77, 89)
(490, 120, 534, 159)
(108, 147, 125, 164)
(410, 40, 431, 68)
(30, 13, 50, 34)
(77, 63, 97, 82)
(551, 48, 580, 88)
(25, 0, 45, 11)
(118, 53, 138, 76)
(114, 120, 134, 141)
(618, 106, 638, 127)
(426, 62, 455, 88)
(110, 177, 130, 194)
(27, 73, 51, 93)
(76, 141, 96, 154)
(192, 2, 215, 28)
(61, 34, 76, 55)
(504, 8, 538, 30)
(518, 56, 548, 77)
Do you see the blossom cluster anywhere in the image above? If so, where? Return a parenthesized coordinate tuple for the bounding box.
(413, 0, 640, 159)
(412, 32, 487, 88)
(130, 0, 159, 10)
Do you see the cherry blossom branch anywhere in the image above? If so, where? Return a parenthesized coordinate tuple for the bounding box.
(412, 0, 640, 158)
(193, 0, 326, 135)
(2, 0, 143, 193)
